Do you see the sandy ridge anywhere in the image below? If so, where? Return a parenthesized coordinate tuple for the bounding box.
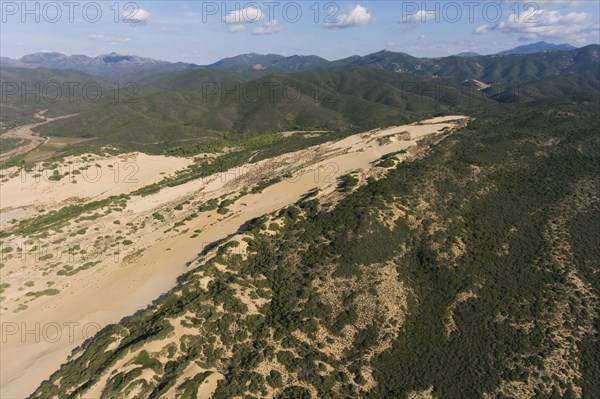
(0, 116, 467, 398)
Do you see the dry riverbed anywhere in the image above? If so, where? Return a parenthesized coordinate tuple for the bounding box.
(0, 111, 78, 163)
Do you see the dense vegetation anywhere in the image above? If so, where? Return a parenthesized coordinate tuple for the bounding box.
(331, 45, 600, 84)
(0, 137, 30, 154)
(1, 45, 597, 158)
(31, 67, 484, 153)
(0, 67, 118, 130)
(30, 100, 600, 398)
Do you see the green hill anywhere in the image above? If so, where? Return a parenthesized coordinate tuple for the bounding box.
(7, 46, 599, 157)
(33, 66, 489, 152)
(332, 45, 600, 84)
(0, 67, 112, 130)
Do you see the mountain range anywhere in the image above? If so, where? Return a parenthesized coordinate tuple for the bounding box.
(0, 52, 199, 79)
(1, 42, 598, 154)
(207, 53, 330, 72)
(20, 44, 597, 152)
(498, 41, 577, 55)
(0, 41, 587, 78)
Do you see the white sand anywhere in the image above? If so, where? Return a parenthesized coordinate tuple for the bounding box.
(0, 152, 192, 225)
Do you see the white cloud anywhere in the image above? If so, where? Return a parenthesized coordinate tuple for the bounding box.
(124, 8, 151, 25)
(88, 34, 132, 43)
(323, 4, 373, 28)
(475, 24, 492, 35)
(252, 20, 282, 35)
(385, 38, 483, 57)
(475, 8, 598, 44)
(228, 24, 246, 33)
(402, 10, 437, 23)
(224, 6, 262, 24)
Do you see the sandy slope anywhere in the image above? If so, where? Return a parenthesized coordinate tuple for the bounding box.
(0, 116, 467, 398)
(0, 152, 192, 225)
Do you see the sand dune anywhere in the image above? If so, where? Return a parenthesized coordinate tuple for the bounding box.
(0, 116, 467, 398)
(0, 152, 192, 225)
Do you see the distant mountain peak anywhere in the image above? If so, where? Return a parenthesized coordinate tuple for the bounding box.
(11, 51, 197, 77)
(456, 51, 481, 57)
(499, 41, 576, 55)
(20, 52, 72, 61)
(207, 53, 329, 72)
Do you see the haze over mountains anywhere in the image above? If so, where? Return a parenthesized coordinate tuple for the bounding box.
(0, 52, 199, 79)
(0, 41, 588, 78)
(207, 53, 330, 73)
(497, 41, 577, 55)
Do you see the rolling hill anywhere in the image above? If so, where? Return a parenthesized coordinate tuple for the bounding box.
(330, 45, 600, 84)
(0, 67, 114, 130)
(32, 66, 489, 152)
(207, 53, 330, 72)
(30, 44, 599, 154)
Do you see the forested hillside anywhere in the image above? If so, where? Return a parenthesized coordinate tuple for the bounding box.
(24, 45, 599, 156)
(0, 67, 114, 130)
(331, 45, 600, 83)
(31, 67, 486, 152)
(31, 100, 600, 398)
(0, 45, 596, 157)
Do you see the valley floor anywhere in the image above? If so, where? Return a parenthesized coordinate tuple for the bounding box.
(0, 111, 79, 163)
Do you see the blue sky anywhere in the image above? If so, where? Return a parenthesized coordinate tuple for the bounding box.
(1, 1, 599, 63)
